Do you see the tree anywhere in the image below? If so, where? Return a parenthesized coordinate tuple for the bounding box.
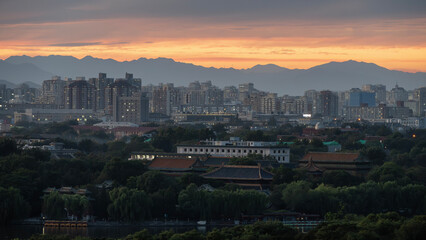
(151, 136, 173, 152)
(322, 170, 362, 187)
(63, 194, 90, 219)
(272, 165, 297, 185)
(281, 180, 311, 211)
(361, 147, 387, 165)
(0, 187, 29, 225)
(0, 138, 18, 156)
(43, 192, 65, 220)
(108, 187, 152, 221)
(396, 215, 426, 240)
(98, 158, 146, 185)
(368, 162, 407, 183)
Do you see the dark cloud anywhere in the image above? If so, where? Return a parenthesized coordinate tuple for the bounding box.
(48, 41, 128, 47)
(1, 0, 425, 25)
(49, 42, 102, 47)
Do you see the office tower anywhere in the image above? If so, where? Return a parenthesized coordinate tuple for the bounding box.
(260, 93, 279, 114)
(238, 83, 254, 102)
(389, 84, 408, 105)
(317, 90, 338, 117)
(415, 87, 426, 116)
(41, 76, 66, 107)
(152, 83, 176, 115)
(363, 84, 386, 104)
(0, 84, 12, 104)
(13, 83, 40, 103)
(104, 79, 138, 115)
(304, 90, 318, 114)
(205, 86, 224, 106)
(349, 89, 376, 107)
(64, 80, 96, 110)
(223, 86, 238, 103)
(113, 93, 149, 124)
(88, 73, 114, 111)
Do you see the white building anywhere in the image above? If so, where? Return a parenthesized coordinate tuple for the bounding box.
(176, 137, 290, 163)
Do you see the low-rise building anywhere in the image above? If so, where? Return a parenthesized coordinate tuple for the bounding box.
(299, 152, 371, 176)
(201, 164, 274, 190)
(176, 138, 290, 163)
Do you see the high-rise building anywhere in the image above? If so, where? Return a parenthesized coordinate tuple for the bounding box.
(317, 90, 338, 117)
(13, 83, 40, 104)
(223, 86, 238, 103)
(261, 93, 279, 114)
(362, 84, 386, 104)
(304, 90, 318, 114)
(0, 84, 13, 104)
(113, 93, 149, 124)
(104, 79, 138, 115)
(152, 83, 175, 115)
(88, 73, 114, 111)
(238, 83, 254, 102)
(389, 84, 408, 105)
(40, 76, 66, 107)
(415, 87, 426, 117)
(349, 90, 376, 107)
(64, 80, 96, 110)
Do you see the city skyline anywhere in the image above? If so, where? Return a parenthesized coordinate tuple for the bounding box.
(1, 1, 426, 72)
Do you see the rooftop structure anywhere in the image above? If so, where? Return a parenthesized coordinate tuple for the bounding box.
(299, 152, 371, 176)
(202, 164, 274, 190)
(177, 138, 290, 163)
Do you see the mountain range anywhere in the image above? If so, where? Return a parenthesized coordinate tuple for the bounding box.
(1, 55, 425, 95)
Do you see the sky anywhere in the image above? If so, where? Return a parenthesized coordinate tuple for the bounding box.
(1, 0, 426, 72)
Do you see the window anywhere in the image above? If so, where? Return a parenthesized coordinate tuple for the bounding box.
(244, 150, 247, 153)
(227, 149, 230, 153)
(222, 149, 225, 152)
(184, 148, 187, 152)
(238, 149, 241, 153)
(216, 149, 219, 152)
(189, 148, 192, 152)
(273, 150, 276, 153)
(260, 150, 263, 154)
(194, 149, 198, 152)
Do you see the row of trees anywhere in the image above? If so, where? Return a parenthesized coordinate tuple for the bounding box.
(271, 180, 426, 216)
(27, 213, 426, 240)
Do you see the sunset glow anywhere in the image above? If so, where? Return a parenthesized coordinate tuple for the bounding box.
(1, 0, 426, 72)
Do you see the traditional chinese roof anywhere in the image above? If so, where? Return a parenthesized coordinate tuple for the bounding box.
(202, 164, 274, 181)
(302, 156, 323, 173)
(110, 126, 157, 133)
(148, 157, 201, 171)
(323, 141, 340, 146)
(301, 152, 360, 163)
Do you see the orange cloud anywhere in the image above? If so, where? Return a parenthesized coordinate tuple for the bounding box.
(1, 16, 426, 71)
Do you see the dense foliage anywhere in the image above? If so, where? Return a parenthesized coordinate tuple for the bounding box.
(25, 214, 426, 240)
(0, 123, 425, 234)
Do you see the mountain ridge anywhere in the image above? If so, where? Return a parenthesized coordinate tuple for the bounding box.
(2, 55, 425, 95)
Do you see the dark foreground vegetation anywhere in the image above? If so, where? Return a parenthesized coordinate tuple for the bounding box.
(1, 121, 426, 239)
(22, 213, 426, 240)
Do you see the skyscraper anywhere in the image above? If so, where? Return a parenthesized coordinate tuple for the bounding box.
(113, 93, 149, 124)
(64, 80, 96, 110)
(41, 76, 66, 107)
(317, 90, 338, 117)
(415, 87, 426, 117)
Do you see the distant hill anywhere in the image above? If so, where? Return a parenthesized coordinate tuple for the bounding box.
(2, 55, 425, 95)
